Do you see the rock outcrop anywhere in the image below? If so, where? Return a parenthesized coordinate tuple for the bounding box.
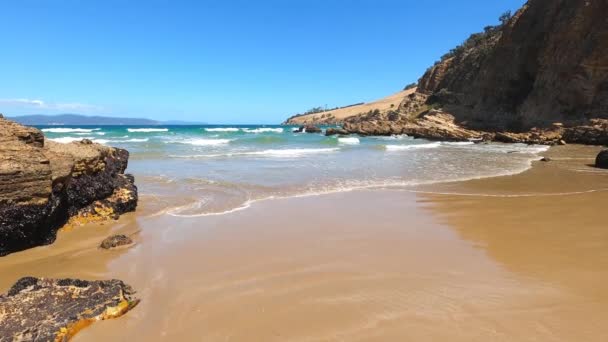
(343, 108, 484, 141)
(0, 117, 138, 256)
(329, 0, 608, 145)
(416, 0, 608, 131)
(293, 125, 322, 133)
(596, 150, 608, 169)
(100, 234, 134, 249)
(325, 128, 349, 136)
(0, 277, 139, 341)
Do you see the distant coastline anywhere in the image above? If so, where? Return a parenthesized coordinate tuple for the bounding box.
(7, 113, 206, 126)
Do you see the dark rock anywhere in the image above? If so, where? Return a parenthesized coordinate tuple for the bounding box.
(343, 110, 483, 141)
(540, 157, 552, 162)
(294, 125, 322, 134)
(596, 150, 608, 169)
(0, 277, 139, 341)
(562, 120, 608, 146)
(417, 0, 608, 131)
(100, 234, 134, 249)
(325, 128, 349, 136)
(0, 117, 138, 256)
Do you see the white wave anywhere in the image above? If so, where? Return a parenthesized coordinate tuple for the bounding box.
(375, 134, 410, 141)
(94, 139, 110, 144)
(522, 145, 551, 154)
(443, 141, 475, 146)
(74, 131, 105, 136)
(245, 148, 338, 157)
(385, 142, 441, 151)
(127, 128, 168, 132)
(338, 137, 360, 145)
(243, 127, 284, 133)
(471, 143, 551, 154)
(48, 136, 93, 143)
(205, 128, 240, 132)
(42, 128, 100, 133)
(172, 138, 232, 146)
(170, 147, 339, 159)
(114, 138, 149, 143)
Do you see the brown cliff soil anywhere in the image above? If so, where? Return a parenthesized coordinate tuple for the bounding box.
(335, 0, 608, 144)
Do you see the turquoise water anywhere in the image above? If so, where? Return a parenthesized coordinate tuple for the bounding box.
(40, 125, 549, 216)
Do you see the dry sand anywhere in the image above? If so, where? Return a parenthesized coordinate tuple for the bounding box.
(1, 145, 607, 341)
(287, 88, 415, 124)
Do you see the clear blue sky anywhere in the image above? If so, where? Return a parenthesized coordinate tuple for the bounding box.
(0, 0, 525, 124)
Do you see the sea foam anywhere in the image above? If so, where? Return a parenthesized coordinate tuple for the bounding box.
(205, 128, 240, 132)
(175, 138, 232, 146)
(127, 128, 169, 133)
(42, 128, 100, 133)
(48, 137, 93, 143)
(385, 142, 441, 151)
(170, 147, 340, 159)
(243, 128, 284, 133)
(338, 137, 360, 145)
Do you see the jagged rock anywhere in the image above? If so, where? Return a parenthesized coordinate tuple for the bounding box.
(294, 125, 322, 133)
(325, 128, 349, 136)
(596, 150, 608, 169)
(100, 234, 134, 249)
(562, 119, 608, 146)
(0, 117, 138, 256)
(0, 277, 139, 341)
(343, 110, 483, 141)
(416, 0, 608, 131)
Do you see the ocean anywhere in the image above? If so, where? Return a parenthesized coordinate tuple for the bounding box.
(40, 124, 549, 217)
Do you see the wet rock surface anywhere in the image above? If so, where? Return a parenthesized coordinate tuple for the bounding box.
(294, 125, 322, 133)
(100, 234, 134, 249)
(596, 150, 608, 169)
(0, 117, 138, 256)
(0, 277, 139, 341)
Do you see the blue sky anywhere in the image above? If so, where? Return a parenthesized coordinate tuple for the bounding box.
(0, 0, 525, 124)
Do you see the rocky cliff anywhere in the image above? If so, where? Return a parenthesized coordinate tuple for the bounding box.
(0, 115, 138, 256)
(418, 0, 607, 131)
(342, 0, 608, 143)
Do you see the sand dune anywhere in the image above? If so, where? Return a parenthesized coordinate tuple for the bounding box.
(286, 88, 416, 124)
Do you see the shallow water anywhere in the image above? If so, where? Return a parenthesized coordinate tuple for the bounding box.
(3, 133, 608, 341)
(42, 125, 550, 217)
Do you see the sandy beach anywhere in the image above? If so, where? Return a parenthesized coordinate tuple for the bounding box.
(1, 144, 607, 341)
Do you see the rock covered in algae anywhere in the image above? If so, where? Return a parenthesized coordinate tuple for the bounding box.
(0, 116, 138, 256)
(0, 277, 139, 341)
(100, 234, 134, 249)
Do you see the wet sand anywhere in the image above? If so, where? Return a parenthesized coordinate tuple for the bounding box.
(1, 145, 608, 341)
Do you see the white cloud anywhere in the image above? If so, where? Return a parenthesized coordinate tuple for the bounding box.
(0, 98, 102, 112)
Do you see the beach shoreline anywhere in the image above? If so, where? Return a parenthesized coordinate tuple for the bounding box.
(1, 144, 607, 340)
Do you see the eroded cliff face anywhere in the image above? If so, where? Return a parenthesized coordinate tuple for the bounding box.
(417, 0, 608, 131)
(0, 116, 138, 256)
(340, 0, 608, 143)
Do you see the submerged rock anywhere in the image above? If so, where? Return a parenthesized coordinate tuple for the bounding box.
(100, 234, 134, 249)
(0, 277, 139, 341)
(0, 117, 138, 256)
(596, 150, 608, 169)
